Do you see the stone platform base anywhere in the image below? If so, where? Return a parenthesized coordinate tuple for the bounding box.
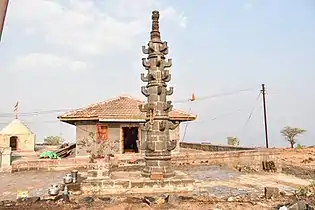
(81, 171, 194, 195)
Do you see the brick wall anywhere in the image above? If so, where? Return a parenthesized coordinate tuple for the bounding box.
(180, 142, 254, 152)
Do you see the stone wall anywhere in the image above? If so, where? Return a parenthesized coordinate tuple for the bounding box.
(174, 149, 281, 172)
(180, 142, 254, 152)
(0, 147, 12, 173)
(75, 121, 181, 156)
(75, 121, 120, 157)
(11, 149, 282, 173)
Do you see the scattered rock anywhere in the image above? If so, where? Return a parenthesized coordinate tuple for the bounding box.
(71, 190, 82, 195)
(42, 195, 60, 201)
(236, 165, 258, 173)
(0, 200, 16, 207)
(264, 187, 279, 199)
(125, 197, 143, 203)
(16, 196, 40, 204)
(143, 196, 155, 205)
(99, 197, 111, 202)
(287, 201, 314, 210)
(155, 197, 166, 205)
(80, 196, 94, 204)
(301, 157, 315, 164)
(227, 197, 234, 202)
(177, 196, 195, 201)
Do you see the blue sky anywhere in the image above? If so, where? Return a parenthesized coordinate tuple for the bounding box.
(0, 0, 314, 147)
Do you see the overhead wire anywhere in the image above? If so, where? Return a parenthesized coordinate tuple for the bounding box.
(181, 90, 261, 143)
(180, 86, 258, 142)
(238, 92, 262, 136)
(0, 87, 257, 118)
(173, 87, 256, 103)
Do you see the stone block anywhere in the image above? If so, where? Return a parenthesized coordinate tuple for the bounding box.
(151, 172, 164, 180)
(114, 180, 130, 188)
(87, 170, 97, 177)
(288, 201, 314, 210)
(264, 187, 279, 199)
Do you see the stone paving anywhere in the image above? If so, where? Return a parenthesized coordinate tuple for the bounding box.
(0, 171, 66, 200)
(183, 166, 311, 198)
(0, 166, 311, 201)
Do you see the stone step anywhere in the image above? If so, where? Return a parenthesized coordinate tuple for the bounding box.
(87, 169, 110, 178)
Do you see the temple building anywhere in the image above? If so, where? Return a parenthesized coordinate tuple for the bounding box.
(58, 95, 196, 157)
(0, 119, 36, 152)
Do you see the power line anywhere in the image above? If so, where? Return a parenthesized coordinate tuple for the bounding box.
(239, 92, 261, 135)
(173, 87, 256, 103)
(0, 87, 257, 118)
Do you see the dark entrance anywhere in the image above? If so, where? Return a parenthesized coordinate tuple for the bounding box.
(9, 136, 18, 151)
(122, 127, 139, 153)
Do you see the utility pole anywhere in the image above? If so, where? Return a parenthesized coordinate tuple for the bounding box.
(261, 84, 269, 148)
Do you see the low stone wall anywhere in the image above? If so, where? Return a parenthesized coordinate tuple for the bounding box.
(12, 157, 90, 172)
(180, 142, 254, 152)
(0, 147, 12, 173)
(174, 149, 281, 172)
(11, 149, 281, 173)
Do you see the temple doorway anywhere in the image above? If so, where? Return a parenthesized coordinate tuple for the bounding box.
(9, 136, 18, 151)
(122, 127, 139, 153)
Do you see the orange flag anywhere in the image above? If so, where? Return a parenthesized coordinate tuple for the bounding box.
(190, 93, 196, 101)
(0, 0, 9, 42)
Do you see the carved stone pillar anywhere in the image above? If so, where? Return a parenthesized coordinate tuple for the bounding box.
(139, 11, 179, 179)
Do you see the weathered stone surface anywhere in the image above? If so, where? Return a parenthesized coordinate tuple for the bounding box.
(264, 187, 279, 199)
(80, 196, 94, 204)
(16, 196, 40, 204)
(139, 10, 177, 179)
(0, 200, 16, 207)
(288, 201, 314, 210)
(150, 172, 164, 180)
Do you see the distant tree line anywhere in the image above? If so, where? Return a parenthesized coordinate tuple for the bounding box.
(226, 125, 307, 149)
(43, 136, 63, 145)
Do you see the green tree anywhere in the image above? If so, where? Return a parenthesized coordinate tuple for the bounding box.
(44, 136, 63, 145)
(280, 126, 307, 148)
(227, 136, 240, 146)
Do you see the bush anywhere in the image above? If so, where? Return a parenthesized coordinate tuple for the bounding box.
(43, 136, 63, 145)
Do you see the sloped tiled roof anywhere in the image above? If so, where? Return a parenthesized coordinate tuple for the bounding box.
(58, 95, 196, 122)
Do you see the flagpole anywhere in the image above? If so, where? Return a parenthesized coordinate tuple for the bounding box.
(14, 101, 19, 119)
(15, 104, 18, 119)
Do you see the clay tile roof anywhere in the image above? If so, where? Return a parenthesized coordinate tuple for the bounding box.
(58, 95, 196, 122)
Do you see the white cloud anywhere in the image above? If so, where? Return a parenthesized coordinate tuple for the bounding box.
(162, 7, 188, 28)
(8, 0, 187, 56)
(11, 53, 87, 72)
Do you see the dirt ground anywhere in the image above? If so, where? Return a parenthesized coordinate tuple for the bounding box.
(279, 147, 315, 166)
(279, 147, 315, 179)
(1, 147, 315, 209)
(0, 194, 312, 210)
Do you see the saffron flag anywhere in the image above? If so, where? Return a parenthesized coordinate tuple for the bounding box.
(0, 0, 9, 42)
(13, 101, 18, 112)
(190, 93, 196, 101)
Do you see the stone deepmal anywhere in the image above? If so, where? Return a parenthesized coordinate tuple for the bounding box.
(139, 10, 180, 179)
